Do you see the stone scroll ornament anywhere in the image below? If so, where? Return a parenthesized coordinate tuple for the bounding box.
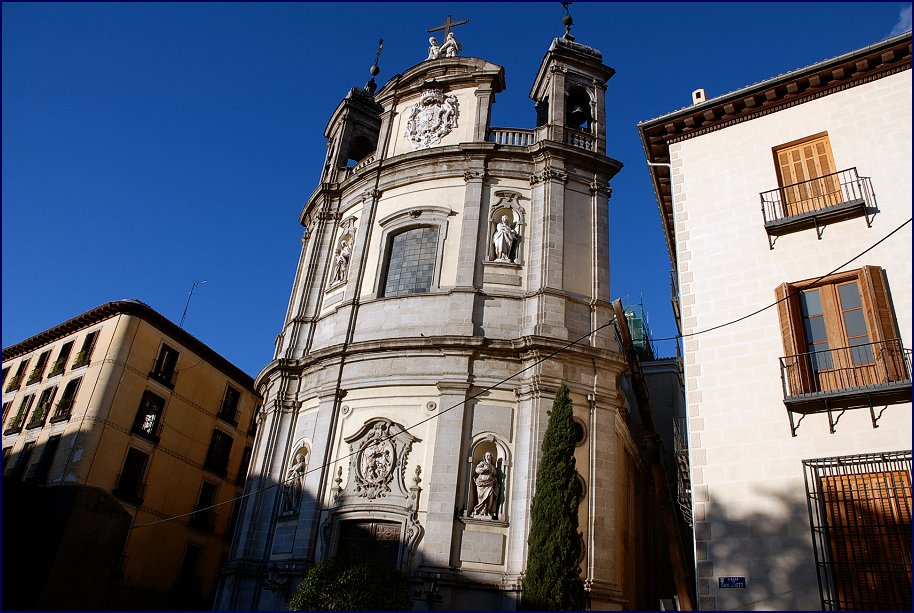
(404, 88, 459, 150)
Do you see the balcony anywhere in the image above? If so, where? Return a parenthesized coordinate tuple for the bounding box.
(148, 368, 177, 389)
(779, 338, 912, 435)
(49, 399, 74, 423)
(760, 167, 875, 248)
(25, 403, 51, 430)
(189, 509, 217, 533)
(5, 375, 22, 393)
(112, 479, 146, 506)
(486, 127, 537, 147)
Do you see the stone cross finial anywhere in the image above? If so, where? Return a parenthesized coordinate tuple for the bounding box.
(427, 14, 469, 39)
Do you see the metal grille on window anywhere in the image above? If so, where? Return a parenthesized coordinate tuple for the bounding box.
(803, 450, 912, 610)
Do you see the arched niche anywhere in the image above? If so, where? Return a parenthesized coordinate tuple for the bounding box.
(464, 435, 510, 523)
(486, 191, 525, 266)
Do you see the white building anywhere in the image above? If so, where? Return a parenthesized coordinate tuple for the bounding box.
(639, 32, 912, 610)
(217, 21, 676, 611)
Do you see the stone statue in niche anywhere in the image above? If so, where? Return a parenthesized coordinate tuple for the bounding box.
(280, 451, 307, 514)
(427, 37, 440, 60)
(492, 215, 518, 262)
(472, 451, 500, 518)
(332, 239, 351, 284)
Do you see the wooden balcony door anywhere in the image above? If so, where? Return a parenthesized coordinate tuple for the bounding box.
(775, 133, 842, 217)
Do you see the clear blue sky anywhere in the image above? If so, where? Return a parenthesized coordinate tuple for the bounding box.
(3, 2, 911, 377)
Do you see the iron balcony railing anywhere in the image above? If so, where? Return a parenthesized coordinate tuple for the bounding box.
(779, 338, 912, 402)
(761, 167, 875, 226)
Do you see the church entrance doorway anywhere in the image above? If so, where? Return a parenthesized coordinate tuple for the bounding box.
(336, 520, 401, 567)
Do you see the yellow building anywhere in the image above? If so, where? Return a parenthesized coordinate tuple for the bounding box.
(2, 299, 259, 609)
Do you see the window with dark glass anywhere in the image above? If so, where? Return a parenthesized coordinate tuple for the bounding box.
(72, 331, 98, 369)
(150, 343, 179, 387)
(217, 385, 241, 425)
(132, 390, 166, 442)
(27, 386, 58, 429)
(2, 401, 12, 424)
(190, 481, 218, 532)
(2, 447, 12, 469)
(49, 341, 74, 377)
(204, 429, 233, 476)
(175, 543, 203, 593)
(381, 226, 439, 297)
(113, 448, 149, 504)
(50, 378, 82, 422)
(26, 351, 50, 385)
(6, 360, 29, 392)
(5, 394, 35, 434)
(1, 366, 8, 387)
(236, 445, 252, 485)
(25, 435, 61, 484)
(8, 441, 36, 481)
(776, 266, 909, 399)
(224, 500, 241, 542)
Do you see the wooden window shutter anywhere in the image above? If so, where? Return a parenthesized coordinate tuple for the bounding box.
(858, 266, 899, 342)
(858, 265, 904, 382)
(775, 282, 812, 394)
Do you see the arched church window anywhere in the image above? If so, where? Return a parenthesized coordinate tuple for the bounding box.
(381, 226, 439, 297)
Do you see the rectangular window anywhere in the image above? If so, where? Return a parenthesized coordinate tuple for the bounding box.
(49, 341, 74, 377)
(174, 543, 203, 593)
(777, 266, 908, 398)
(27, 386, 58, 429)
(236, 445, 253, 485)
(132, 390, 166, 442)
(50, 378, 82, 422)
(2, 401, 13, 424)
(5, 394, 35, 435)
(2, 447, 12, 469)
(113, 448, 149, 505)
(204, 429, 233, 476)
(217, 385, 241, 426)
(6, 360, 29, 392)
(190, 481, 218, 532)
(25, 435, 62, 484)
(804, 451, 912, 610)
(150, 343, 179, 388)
(774, 132, 842, 216)
(382, 226, 439, 297)
(26, 351, 51, 385)
(8, 441, 37, 481)
(72, 331, 99, 369)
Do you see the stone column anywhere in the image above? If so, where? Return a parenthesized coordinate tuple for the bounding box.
(421, 381, 471, 568)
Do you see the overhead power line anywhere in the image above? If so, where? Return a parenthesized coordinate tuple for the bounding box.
(132, 216, 911, 530)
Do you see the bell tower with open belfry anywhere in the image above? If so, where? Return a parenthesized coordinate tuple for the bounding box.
(216, 11, 667, 610)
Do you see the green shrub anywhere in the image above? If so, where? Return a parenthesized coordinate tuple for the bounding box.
(287, 557, 412, 611)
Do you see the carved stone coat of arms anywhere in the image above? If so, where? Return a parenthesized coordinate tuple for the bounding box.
(404, 88, 459, 150)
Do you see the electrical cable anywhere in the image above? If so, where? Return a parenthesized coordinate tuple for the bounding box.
(652, 217, 912, 342)
(132, 216, 911, 529)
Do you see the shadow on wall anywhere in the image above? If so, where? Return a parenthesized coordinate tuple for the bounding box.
(2, 476, 132, 610)
(699, 484, 820, 611)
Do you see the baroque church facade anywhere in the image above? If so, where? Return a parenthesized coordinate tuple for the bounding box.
(217, 21, 664, 610)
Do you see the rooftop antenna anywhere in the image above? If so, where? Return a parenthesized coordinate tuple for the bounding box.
(364, 39, 383, 95)
(180, 280, 207, 328)
(561, 1, 575, 41)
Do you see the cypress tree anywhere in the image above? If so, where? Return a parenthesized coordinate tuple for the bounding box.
(521, 383, 584, 610)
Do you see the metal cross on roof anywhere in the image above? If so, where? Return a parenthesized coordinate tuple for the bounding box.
(427, 14, 469, 38)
